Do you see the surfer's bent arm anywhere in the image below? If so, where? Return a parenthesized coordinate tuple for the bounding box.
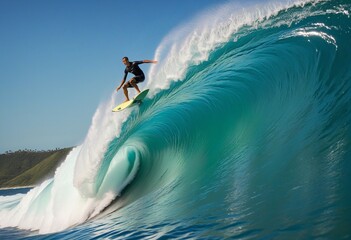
(117, 71, 128, 91)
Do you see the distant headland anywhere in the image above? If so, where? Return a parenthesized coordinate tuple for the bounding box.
(0, 147, 72, 189)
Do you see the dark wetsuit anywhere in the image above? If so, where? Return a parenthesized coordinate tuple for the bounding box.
(123, 61, 145, 88)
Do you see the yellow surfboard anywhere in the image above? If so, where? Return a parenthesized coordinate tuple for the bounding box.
(112, 89, 149, 112)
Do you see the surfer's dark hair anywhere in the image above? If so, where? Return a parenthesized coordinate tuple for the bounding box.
(122, 56, 129, 61)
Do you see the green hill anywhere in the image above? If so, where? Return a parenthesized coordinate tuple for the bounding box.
(0, 148, 72, 188)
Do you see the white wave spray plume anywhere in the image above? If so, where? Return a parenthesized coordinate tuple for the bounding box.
(148, 0, 313, 95)
(0, 95, 136, 233)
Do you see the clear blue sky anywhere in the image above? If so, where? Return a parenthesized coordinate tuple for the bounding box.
(0, 0, 257, 153)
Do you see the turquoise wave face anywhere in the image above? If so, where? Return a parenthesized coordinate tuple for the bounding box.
(98, 0, 351, 238)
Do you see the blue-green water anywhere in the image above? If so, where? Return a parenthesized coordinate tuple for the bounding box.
(1, 0, 351, 239)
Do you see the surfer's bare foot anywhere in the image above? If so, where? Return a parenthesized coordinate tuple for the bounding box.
(123, 99, 129, 103)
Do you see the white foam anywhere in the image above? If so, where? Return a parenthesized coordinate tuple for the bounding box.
(147, 0, 315, 96)
(73, 94, 131, 197)
(0, 95, 139, 233)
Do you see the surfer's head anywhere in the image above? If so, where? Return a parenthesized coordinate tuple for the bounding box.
(122, 57, 130, 66)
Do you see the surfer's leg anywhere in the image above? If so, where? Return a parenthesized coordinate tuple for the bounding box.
(122, 83, 130, 102)
(129, 78, 141, 93)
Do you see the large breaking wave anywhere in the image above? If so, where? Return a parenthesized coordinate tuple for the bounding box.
(0, 0, 350, 237)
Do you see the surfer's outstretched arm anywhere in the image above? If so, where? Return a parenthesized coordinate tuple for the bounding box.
(142, 60, 158, 64)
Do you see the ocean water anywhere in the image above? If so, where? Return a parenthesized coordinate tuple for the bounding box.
(1, 0, 351, 239)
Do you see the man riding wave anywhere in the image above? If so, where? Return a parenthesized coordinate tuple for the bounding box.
(116, 57, 157, 102)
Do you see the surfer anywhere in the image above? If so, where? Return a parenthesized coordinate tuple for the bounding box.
(116, 57, 157, 102)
